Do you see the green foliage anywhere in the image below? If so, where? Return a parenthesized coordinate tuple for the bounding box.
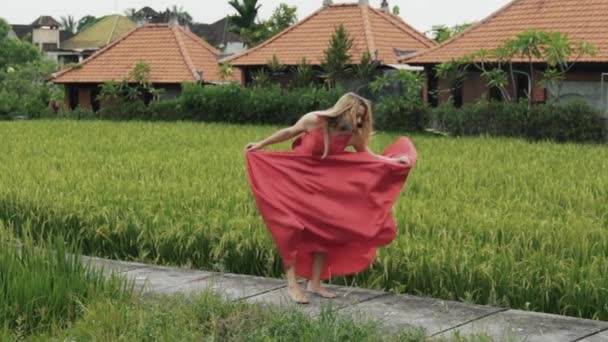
(22, 291, 422, 341)
(251, 69, 272, 87)
(219, 61, 235, 81)
(0, 18, 42, 69)
(228, 0, 261, 34)
(290, 57, 316, 88)
(374, 96, 430, 132)
(431, 100, 529, 137)
(370, 70, 425, 102)
(0, 61, 60, 119)
(0, 18, 10, 38)
(354, 51, 380, 84)
(267, 54, 286, 80)
(236, 3, 298, 47)
(439, 30, 597, 105)
(0, 223, 131, 337)
(265, 3, 298, 36)
(60, 15, 77, 34)
(76, 15, 98, 33)
(430, 23, 473, 43)
(181, 83, 341, 124)
(96, 62, 163, 119)
(430, 100, 604, 143)
(370, 70, 428, 132)
(0, 121, 607, 321)
(527, 99, 604, 143)
(321, 24, 354, 87)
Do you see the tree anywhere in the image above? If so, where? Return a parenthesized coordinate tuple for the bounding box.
(266, 3, 297, 36)
(219, 62, 235, 82)
(436, 30, 596, 107)
(392, 6, 400, 15)
(234, 3, 298, 48)
(77, 16, 98, 33)
(228, 0, 261, 34)
(354, 51, 380, 84)
(430, 23, 473, 43)
(124, 8, 137, 21)
(60, 15, 77, 34)
(0, 19, 41, 69)
(321, 25, 353, 87)
(540, 32, 596, 102)
(166, 5, 193, 25)
(290, 57, 315, 88)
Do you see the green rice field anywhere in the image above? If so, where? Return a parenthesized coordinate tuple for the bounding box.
(1, 120, 607, 320)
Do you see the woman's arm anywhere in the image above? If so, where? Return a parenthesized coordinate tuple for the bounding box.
(245, 113, 320, 151)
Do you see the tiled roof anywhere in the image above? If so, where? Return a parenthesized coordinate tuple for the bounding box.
(404, 0, 608, 64)
(61, 15, 136, 50)
(10, 24, 73, 45)
(52, 24, 234, 84)
(31, 16, 61, 27)
(227, 3, 435, 66)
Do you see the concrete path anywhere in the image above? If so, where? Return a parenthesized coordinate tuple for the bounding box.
(84, 256, 608, 341)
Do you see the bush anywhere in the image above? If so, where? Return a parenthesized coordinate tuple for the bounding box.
(181, 83, 342, 126)
(374, 96, 429, 132)
(429, 99, 605, 143)
(148, 98, 190, 121)
(0, 61, 61, 119)
(528, 99, 604, 143)
(431, 101, 528, 136)
(98, 101, 150, 121)
(58, 107, 97, 120)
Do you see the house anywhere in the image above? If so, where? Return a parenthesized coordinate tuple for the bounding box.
(59, 15, 136, 64)
(402, 0, 608, 115)
(51, 24, 240, 110)
(226, 0, 436, 85)
(130, 6, 245, 56)
(9, 16, 74, 62)
(190, 18, 245, 57)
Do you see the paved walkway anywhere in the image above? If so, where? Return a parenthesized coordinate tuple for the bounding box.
(84, 256, 608, 341)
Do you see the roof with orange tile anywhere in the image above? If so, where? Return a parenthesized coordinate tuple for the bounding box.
(226, 3, 436, 66)
(403, 0, 608, 64)
(52, 24, 237, 84)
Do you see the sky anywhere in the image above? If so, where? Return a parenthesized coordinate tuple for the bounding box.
(3, 0, 511, 34)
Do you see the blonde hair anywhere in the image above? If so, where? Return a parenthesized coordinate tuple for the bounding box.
(317, 92, 373, 159)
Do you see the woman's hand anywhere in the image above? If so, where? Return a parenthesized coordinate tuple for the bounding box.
(395, 156, 412, 166)
(245, 142, 264, 152)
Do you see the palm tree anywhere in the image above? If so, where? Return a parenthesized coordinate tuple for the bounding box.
(60, 15, 77, 34)
(77, 16, 98, 33)
(228, 0, 261, 34)
(166, 5, 193, 25)
(124, 8, 137, 21)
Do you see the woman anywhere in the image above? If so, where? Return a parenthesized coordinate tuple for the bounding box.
(245, 92, 417, 304)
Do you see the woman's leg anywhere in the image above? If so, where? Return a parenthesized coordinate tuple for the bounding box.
(286, 256, 308, 304)
(307, 252, 336, 298)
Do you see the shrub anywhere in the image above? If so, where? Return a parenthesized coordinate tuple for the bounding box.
(181, 83, 342, 126)
(148, 98, 190, 121)
(58, 107, 97, 120)
(430, 99, 604, 143)
(374, 96, 429, 132)
(527, 99, 604, 143)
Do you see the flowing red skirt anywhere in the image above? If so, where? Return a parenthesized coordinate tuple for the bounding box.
(245, 137, 417, 280)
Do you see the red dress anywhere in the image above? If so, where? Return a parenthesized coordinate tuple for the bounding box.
(245, 124, 417, 280)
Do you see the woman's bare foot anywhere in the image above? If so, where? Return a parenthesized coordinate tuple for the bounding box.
(306, 282, 337, 298)
(287, 285, 309, 304)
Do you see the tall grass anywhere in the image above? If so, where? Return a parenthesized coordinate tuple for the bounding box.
(0, 120, 607, 319)
(0, 221, 131, 337)
(14, 291, 430, 341)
